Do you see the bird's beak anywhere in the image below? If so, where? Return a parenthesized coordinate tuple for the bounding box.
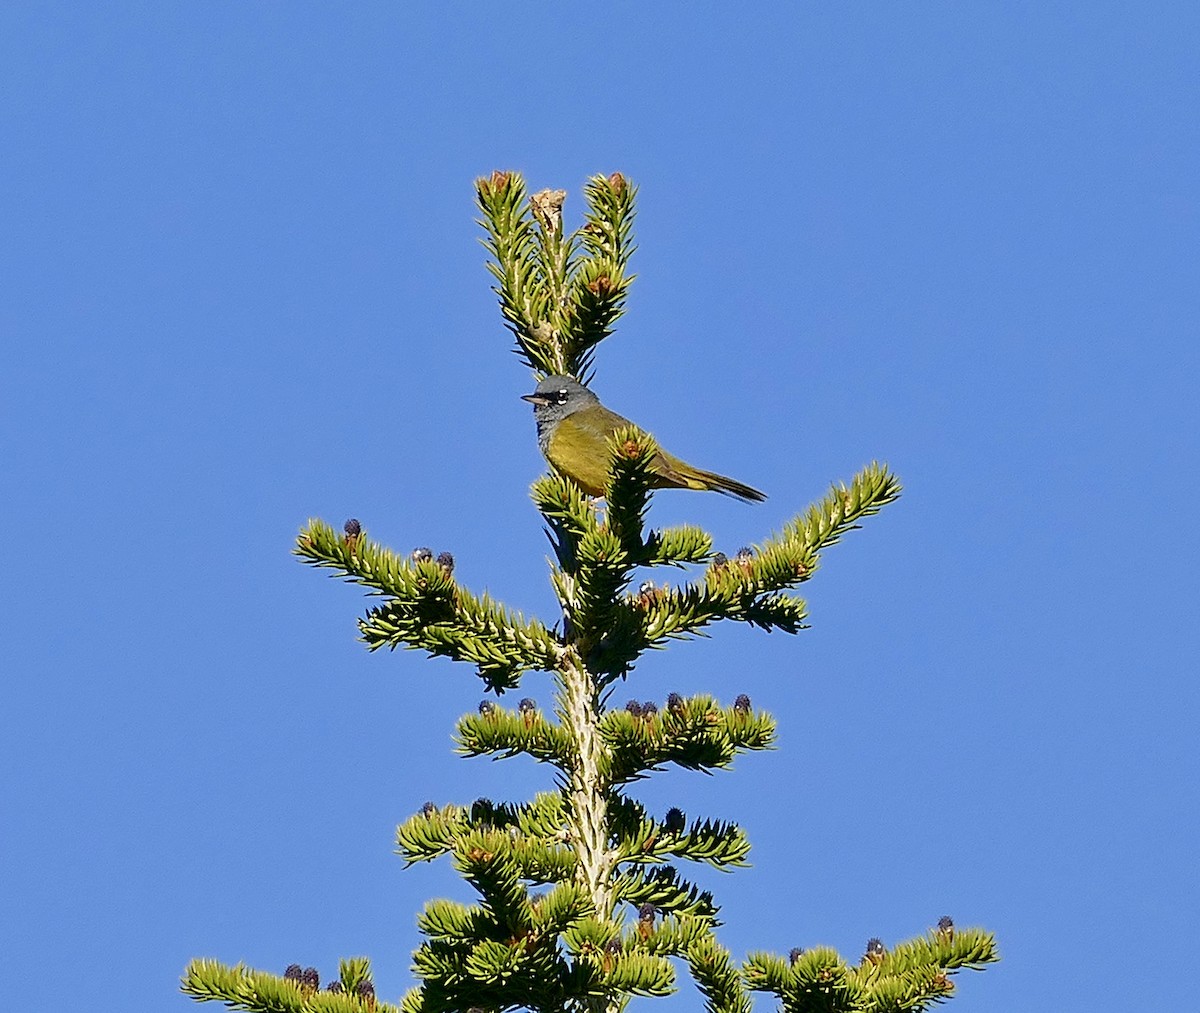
(521, 393, 550, 406)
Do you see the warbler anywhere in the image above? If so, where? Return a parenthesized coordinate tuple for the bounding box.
(521, 375, 766, 502)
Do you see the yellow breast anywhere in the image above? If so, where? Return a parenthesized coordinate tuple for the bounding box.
(545, 413, 615, 496)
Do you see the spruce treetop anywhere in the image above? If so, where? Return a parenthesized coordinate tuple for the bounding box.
(182, 171, 996, 1013)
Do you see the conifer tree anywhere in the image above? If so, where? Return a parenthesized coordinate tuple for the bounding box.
(182, 172, 997, 1013)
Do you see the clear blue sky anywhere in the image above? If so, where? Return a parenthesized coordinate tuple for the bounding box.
(3, 5, 1197, 1011)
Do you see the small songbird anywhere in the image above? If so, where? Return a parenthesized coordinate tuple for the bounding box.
(521, 375, 765, 502)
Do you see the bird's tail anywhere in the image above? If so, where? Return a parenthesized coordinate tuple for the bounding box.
(694, 468, 767, 503)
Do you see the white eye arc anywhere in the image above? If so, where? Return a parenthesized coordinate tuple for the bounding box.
(555, 389, 569, 403)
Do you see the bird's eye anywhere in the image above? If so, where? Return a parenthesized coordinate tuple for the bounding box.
(555, 389, 569, 404)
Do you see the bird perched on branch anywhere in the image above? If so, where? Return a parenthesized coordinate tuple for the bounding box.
(521, 375, 765, 502)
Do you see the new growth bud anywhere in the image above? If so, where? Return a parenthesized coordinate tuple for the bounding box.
(634, 580, 667, 608)
(588, 274, 615, 297)
(637, 902, 657, 939)
(481, 170, 512, 195)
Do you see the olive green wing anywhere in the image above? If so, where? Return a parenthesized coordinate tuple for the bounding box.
(545, 404, 643, 496)
(548, 403, 764, 501)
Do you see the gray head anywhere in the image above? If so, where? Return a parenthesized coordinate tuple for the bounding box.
(522, 373, 597, 420)
(520, 375, 601, 451)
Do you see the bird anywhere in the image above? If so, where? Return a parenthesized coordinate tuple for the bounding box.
(521, 374, 765, 502)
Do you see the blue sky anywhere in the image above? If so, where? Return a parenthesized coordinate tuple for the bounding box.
(2, 4, 1197, 1011)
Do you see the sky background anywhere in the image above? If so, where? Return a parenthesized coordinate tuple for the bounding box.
(2, 4, 1197, 1011)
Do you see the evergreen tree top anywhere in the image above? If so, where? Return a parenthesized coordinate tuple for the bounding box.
(183, 172, 995, 1013)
